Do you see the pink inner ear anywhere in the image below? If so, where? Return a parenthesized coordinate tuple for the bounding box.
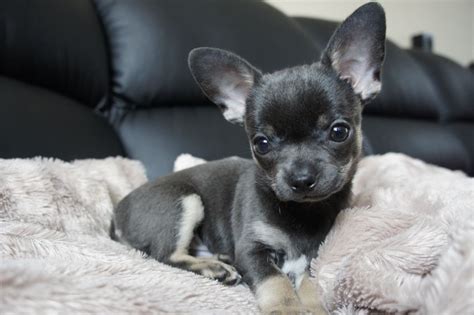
(214, 70, 254, 123)
(333, 47, 381, 100)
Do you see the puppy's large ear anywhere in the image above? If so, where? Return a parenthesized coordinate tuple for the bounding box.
(188, 48, 262, 125)
(321, 2, 386, 102)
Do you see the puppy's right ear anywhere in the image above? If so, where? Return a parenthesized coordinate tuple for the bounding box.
(321, 2, 386, 103)
(188, 48, 262, 125)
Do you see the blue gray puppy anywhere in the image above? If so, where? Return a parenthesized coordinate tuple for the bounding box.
(112, 3, 385, 313)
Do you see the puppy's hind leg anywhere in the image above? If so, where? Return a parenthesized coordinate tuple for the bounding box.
(161, 194, 241, 285)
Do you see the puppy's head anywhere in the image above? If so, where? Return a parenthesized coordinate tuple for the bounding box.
(189, 3, 386, 202)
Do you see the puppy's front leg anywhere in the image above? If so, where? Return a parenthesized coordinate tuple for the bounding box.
(297, 273, 326, 315)
(257, 274, 302, 314)
(236, 247, 305, 314)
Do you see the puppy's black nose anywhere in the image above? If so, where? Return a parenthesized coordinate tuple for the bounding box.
(288, 174, 316, 193)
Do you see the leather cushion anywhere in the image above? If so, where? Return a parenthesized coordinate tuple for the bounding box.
(448, 123, 474, 175)
(406, 50, 474, 122)
(0, 0, 109, 108)
(363, 115, 471, 174)
(116, 105, 251, 179)
(94, 0, 319, 110)
(291, 17, 337, 53)
(0, 76, 124, 160)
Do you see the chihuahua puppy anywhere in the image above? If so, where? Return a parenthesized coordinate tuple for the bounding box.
(112, 3, 385, 314)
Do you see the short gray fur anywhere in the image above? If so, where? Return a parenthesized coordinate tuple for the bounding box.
(112, 2, 386, 311)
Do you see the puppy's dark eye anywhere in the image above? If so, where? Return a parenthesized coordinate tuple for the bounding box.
(253, 136, 271, 155)
(330, 123, 350, 142)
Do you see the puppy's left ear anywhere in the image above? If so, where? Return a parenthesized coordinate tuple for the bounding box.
(188, 47, 262, 125)
(321, 2, 386, 102)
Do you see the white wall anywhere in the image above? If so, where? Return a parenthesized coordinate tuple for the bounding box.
(266, 0, 473, 66)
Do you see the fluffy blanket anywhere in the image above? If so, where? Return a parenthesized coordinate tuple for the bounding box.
(0, 154, 472, 314)
(312, 155, 473, 314)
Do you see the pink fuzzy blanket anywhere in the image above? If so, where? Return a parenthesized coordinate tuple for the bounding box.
(1, 154, 472, 314)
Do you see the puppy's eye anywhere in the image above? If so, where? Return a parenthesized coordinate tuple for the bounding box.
(253, 136, 271, 155)
(330, 123, 350, 142)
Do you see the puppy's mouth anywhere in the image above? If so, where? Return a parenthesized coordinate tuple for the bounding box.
(273, 180, 346, 203)
(273, 189, 332, 203)
(300, 194, 332, 202)
(291, 191, 335, 203)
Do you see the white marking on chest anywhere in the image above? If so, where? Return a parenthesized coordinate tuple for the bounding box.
(282, 255, 308, 289)
(251, 221, 308, 289)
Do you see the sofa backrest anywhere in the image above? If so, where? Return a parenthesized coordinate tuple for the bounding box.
(1, 0, 473, 178)
(94, 0, 327, 178)
(0, 0, 124, 160)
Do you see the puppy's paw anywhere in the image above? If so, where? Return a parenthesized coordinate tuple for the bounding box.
(196, 260, 242, 285)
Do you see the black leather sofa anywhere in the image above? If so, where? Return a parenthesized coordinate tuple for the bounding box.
(1, 0, 473, 179)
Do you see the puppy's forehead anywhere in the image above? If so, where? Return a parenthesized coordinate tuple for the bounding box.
(251, 64, 356, 137)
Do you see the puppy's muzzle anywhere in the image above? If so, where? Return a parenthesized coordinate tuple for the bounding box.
(287, 172, 316, 194)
